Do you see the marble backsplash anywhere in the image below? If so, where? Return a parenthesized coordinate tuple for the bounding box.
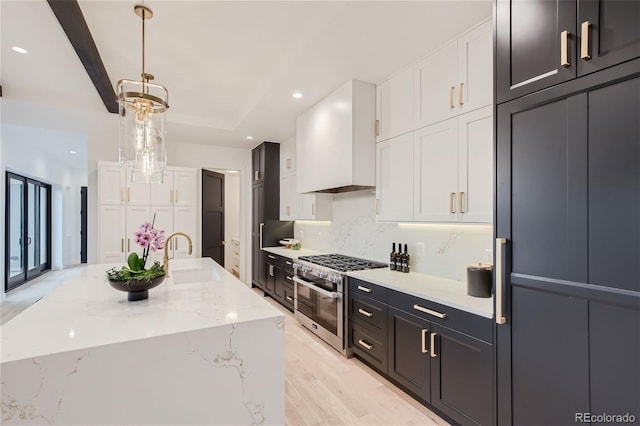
(294, 190, 493, 282)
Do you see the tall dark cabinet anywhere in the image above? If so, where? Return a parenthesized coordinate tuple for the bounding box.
(251, 142, 293, 291)
(495, 1, 640, 424)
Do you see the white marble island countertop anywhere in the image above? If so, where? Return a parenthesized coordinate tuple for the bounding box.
(347, 268, 494, 319)
(1, 257, 283, 363)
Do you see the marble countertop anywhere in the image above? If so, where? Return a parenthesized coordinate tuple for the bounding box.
(262, 246, 325, 259)
(0, 258, 283, 363)
(347, 268, 493, 319)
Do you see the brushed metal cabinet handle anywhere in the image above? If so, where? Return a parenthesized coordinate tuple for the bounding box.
(268, 254, 277, 259)
(459, 192, 465, 214)
(358, 308, 373, 318)
(127, 238, 130, 252)
(128, 187, 131, 202)
(414, 304, 447, 319)
(458, 82, 464, 106)
(421, 329, 429, 354)
(259, 223, 264, 249)
(496, 237, 508, 325)
(286, 296, 293, 302)
(357, 285, 372, 293)
(375, 198, 380, 214)
(581, 21, 591, 60)
(175, 190, 179, 203)
(561, 30, 570, 67)
(430, 332, 438, 358)
(358, 339, 373, 350)
(450, 192, 456, 214)
(121, 238, 124, 253)
(375, 119, 380, 137)
(449, 86, 455, 109)
(286, 275, 293, 281)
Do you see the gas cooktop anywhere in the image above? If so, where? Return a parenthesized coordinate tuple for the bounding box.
(297, 254, 387, 273)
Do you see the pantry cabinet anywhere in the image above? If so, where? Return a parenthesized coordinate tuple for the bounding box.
(376, 66, 414, 143)
(414, 20, 492, 129)
(98, 162, 197, 264)
(414, 106, 492, 223)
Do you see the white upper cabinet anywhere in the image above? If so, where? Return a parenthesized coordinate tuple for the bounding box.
(280, 138, 296, 174)
(414, 19, 492, 129)
(413, 106, 493, 223)
(457, 106, 493, 223)
(413, 118, 459, 222)
(297, 79, 376, 193)
(125, 169, 151, 205)
(414, 40, 459, 129)
(299, 193, 332, 221)
(457, 20, 493, 115)
(99, 165, 125, 205)
(376, 67, 414, 143)
(150, 171, 174, 206)
(173, 170, 197, 207)
(280, 173, 298, 221)
(375, 133, 414, 221)
(98, 205, 126, 263)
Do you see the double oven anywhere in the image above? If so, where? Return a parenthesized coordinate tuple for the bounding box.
(293, 254, 387, 354)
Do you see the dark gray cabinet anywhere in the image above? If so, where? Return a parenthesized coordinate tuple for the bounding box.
(495, 42, 640, 424)
(496, 0, 640, 103)
(251, 142, 293, 291)
(348, 278, 494, 425)
(264, 252, 295, 312)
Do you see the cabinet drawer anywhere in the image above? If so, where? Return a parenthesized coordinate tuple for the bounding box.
(283, 270, 295, 286)
(350, 324, 387, 374)
(283, 284, 294, 310)
(388, 290, 492, 343)
(349, 278, 388, 303)
(264, 253, 283, 266)
(350, 296, 387, 334)
(282, 257, 295, 273)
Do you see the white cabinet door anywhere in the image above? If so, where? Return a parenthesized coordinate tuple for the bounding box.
(376, 67, 414, 142)
(99, 205, 125, 263)
(99, 166, 124, 205)
(125, 206, 151, 254)
(174, 206, 196, 258)
(457, 21, 493, 115)
(299, 194, 332, 221)
(376, 133, 414, 221)
(458, 106, 493, 223)
(150, 171, 174, 206)
(414, 40, 458, 129)
(147, 206, 174, 265)
(174, 170, 197, 207)
(280, 173, 297, 220)
(280, 140, 296, 174)
(414, 118, 459, 222)
(125, 169, 150, 206)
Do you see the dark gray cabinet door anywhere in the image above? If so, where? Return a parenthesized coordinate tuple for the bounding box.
(589, 301, 640, 419)
(430, 323, 493, 426)
(252, 145, 264, 184)
(251, 184, 265, 289)
(496, 0, 577, 103)
(588, 77, 640, 292)
(578, 0, 640, 77)
(387, 307, 430, 402)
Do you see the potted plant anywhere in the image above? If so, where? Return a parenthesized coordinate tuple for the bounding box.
(106, 216, 166, 301)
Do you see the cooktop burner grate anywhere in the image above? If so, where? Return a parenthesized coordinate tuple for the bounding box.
(298, 254, 387, 272)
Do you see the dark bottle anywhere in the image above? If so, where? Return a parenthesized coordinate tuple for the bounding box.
(396, 242, 403, 271)
(389, 243, 397, 270)
(402, 244, 410, 273)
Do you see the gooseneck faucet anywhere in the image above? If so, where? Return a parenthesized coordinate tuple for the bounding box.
(163, 232, 193, 277)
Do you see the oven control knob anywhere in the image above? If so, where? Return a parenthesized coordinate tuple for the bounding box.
(315, 270, 327, 278)
(293, 263, 300, 270)
(331, 275, 342, 284)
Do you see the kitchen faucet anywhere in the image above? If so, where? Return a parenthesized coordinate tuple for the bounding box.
(163, 232, 193, 277)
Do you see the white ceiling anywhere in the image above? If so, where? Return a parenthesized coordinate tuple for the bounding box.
(1, 0, 492, 154)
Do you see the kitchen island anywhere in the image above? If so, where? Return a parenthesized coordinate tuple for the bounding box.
(1, 258, 284, 425)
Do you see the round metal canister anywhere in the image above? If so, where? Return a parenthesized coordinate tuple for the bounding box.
(466, 263, 493, 298)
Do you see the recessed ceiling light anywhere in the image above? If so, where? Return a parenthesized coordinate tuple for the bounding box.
(12, 46, 28, 54)
(246, 136, 254, 140)
(69, 150, 77, 155)
(225, 170, 239, 174)
(292, 91, 303, 99)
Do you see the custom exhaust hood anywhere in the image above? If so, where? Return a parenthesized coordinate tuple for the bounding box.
(296, 80, 376, 194)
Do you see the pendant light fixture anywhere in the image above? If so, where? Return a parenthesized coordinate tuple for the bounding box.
(117, 5, 169, 184)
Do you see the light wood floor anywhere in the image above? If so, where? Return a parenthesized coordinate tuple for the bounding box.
(1, 269, 449, 425)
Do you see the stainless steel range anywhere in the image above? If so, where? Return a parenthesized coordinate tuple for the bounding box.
(293, 254, 387, 354)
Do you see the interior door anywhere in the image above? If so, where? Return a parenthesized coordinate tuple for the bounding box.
(202, 169, 225, 266)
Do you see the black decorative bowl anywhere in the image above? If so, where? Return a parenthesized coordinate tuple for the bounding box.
(108, 275, 166, 301)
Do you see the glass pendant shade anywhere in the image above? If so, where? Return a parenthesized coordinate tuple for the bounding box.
(118, 79, 168, 184)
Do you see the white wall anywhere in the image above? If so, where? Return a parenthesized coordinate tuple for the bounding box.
(2, 125, 87, 273)
(223, 172, 240, 273)
(294, 190, 493, 282)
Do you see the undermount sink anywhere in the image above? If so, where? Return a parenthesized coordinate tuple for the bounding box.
(171, 267, 223, 284)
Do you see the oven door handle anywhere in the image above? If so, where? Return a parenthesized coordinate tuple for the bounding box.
(293, 276, 340, 299)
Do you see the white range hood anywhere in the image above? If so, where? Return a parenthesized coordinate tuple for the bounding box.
(296, 79, 376, 193)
